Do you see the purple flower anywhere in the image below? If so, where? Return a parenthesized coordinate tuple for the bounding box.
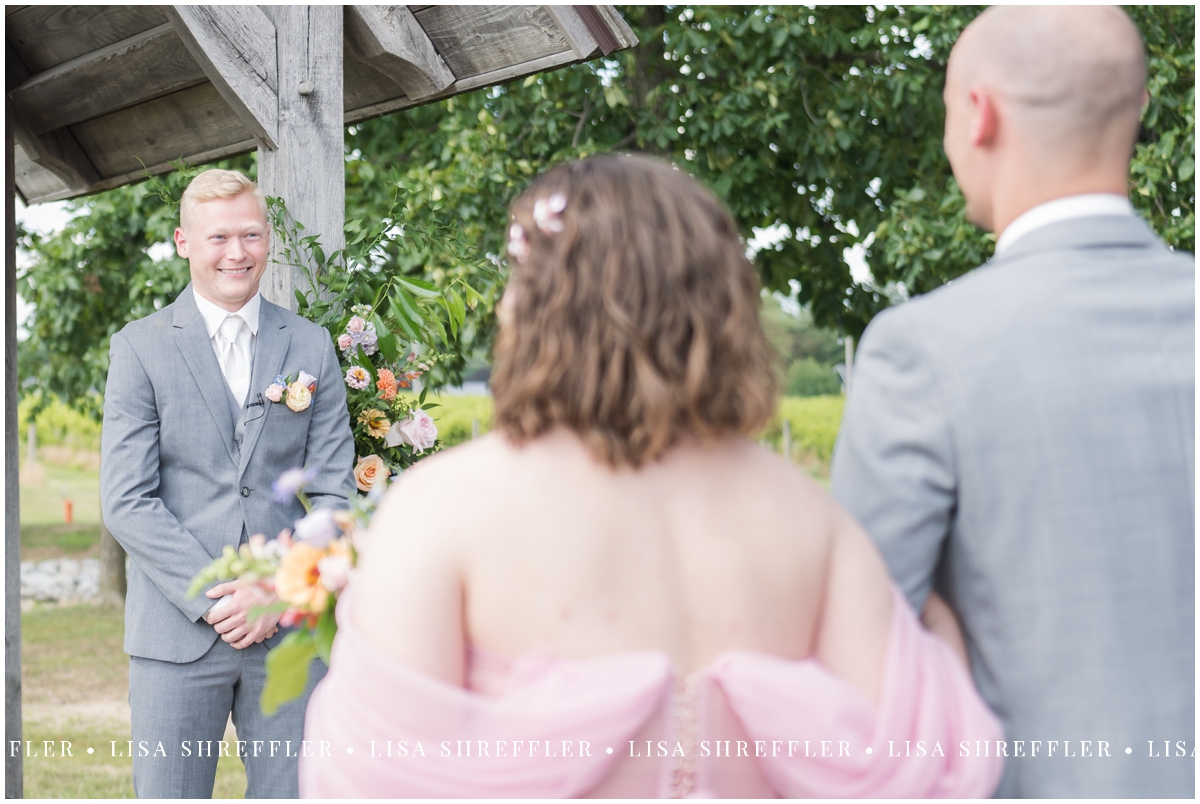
(350, 326, 378, 356)
(293, 508, 338, 548)
(271, 466, 319, 505)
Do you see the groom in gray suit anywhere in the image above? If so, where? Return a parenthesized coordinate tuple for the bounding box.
(832, 7, 1193, 798)
(101, 169, 354, 797)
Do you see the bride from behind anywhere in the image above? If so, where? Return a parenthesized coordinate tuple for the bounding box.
(302, 155, 1003, 798)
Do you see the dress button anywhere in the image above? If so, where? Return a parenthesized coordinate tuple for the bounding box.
(240, 487, 250, 498)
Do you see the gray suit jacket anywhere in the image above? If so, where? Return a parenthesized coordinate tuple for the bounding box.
(831, 215, 1194, 797)
(101, 284, 355, 663)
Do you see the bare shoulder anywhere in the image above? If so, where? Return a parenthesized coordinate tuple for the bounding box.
(357, 434, 518, 552)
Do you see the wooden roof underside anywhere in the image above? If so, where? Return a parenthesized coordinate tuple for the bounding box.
(6, 5, 636, 205)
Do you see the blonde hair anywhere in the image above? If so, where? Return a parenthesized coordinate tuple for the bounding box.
(491, 155, 778, 468)
(179, 169, 267, 231)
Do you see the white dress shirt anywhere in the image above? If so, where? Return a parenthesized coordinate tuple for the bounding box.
(193, 290, 261, 403)
(995, 193, 1135, 256)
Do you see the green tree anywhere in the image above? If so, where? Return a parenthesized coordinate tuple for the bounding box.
(19, 5, 1194, 408)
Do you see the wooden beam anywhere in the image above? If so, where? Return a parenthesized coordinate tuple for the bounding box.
(4, 96, 23, 802)
(344, 47, 580, 126)
(344, 5, 455, 102)
(164, 5, 279, 149)
(9, 23, 207, 135)
(258, 5, 344, 312)
(6, 43, 100, 192)
(543, 6, 600, 60)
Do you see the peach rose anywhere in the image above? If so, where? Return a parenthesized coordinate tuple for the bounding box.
(286, 382, 312, 412)
(353, 454, 388, 492)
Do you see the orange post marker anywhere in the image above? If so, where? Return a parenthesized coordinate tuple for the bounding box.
(63, 499, 73, 524)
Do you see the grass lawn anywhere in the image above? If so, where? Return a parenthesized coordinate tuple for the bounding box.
(21, 605, 247, 798)
(19, 460, 102, 526)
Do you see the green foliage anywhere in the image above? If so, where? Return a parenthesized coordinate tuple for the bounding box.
(17, 5, 1193, 408)
(270, 196, 490, 476)
(1127, 6, 1195, 252)
(18, 394, 102, 451)
(763, 395, 846, 464)
(785, 358, 843, 397)
(261, 630, 319, 716)
(418, 393, 495, 447)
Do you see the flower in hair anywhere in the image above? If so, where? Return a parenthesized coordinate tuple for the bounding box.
(508, 223, 530, 263)
(533, 193, 567, 234)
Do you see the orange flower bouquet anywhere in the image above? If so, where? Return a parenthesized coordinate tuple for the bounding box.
(187, 468, 375, 715)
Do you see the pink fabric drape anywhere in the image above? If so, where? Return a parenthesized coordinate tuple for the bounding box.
(300, 587, 1004, 798)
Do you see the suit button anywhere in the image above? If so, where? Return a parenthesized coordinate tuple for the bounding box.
(240, 487, 250, 498)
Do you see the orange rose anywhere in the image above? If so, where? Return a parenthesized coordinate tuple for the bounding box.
(353, 454, 388, 492)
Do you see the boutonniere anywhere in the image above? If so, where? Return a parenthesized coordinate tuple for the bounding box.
(265, 371, 317, 412)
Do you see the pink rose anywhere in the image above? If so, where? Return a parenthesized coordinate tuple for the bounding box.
(391, 409, 438, 453)
(264, 383, 284, 403)
(317, 553, 351, 594)
(347, 316, 366, 334)
(337, 333, 353, 351)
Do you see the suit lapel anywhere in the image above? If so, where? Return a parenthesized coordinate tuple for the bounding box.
(238, 300, 291, 477)
(172, 285, 238, 468)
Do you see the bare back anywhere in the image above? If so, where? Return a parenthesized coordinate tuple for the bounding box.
(353, 428, 893, 702)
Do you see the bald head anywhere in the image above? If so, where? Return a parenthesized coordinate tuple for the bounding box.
(949, 6, 1146, 154)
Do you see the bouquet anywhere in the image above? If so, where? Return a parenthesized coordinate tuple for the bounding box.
(187, 468, 380, 715)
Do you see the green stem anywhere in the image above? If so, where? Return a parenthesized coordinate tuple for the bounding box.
(296, 490, 314, 513)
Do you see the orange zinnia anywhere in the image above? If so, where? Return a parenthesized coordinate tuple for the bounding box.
(376, 368, 398, 402)
(275, 543, 329, 612)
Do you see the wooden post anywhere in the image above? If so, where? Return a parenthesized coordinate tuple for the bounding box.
(26, 422, 35, 465)
(258, 5, 345, 312)
(471, 418, 479, 440)
(6, 98, 24, 800)
(782, 419, 791, 463)
(844, 334, 855, 394)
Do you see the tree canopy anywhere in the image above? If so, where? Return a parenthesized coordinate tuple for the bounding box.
(18, 5, 1195, 410)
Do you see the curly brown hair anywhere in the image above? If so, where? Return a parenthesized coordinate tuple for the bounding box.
(491, 155, 778, 467)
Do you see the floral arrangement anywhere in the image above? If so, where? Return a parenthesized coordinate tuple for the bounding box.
(335, 303, 445, 493)
(188, 468, 376, 715)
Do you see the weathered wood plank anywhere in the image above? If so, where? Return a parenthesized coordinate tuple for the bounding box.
(69, 82, 252, 178)
(543, 6, 599, 60)
(13, 140, 73, 202)
(21, 137, 259, 205)
(588, 6, 638, 50)
(165, 5, 279, 149)
(343, 40, 407, 113)
(413, 5, 569, 78)
(5, 5, 167, 72)
(345, 47, 579, 125)
(344, 5, 455, 101)
(6, 42, 100, 191)
(258, 5, 344, 312)
(9, 23, 207, 134)
(5, 96, 24, 802)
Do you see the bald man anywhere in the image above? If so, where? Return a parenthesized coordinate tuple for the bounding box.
(832, 7, 1193, 797)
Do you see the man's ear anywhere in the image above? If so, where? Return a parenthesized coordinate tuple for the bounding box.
(174, 226, 189, 259)
(968, 87, 999, 148)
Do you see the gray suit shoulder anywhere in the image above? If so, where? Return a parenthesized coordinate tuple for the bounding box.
(112, 298, 178, 346)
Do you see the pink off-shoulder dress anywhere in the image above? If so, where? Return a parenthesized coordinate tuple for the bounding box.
(300, 587, 1004, 798)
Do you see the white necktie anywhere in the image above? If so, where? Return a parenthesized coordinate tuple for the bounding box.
(217, 314, 250, 406)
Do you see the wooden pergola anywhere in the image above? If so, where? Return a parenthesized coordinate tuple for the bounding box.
(4, 5, 634, 795)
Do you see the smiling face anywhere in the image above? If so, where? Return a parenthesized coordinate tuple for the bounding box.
(173, 193, 270, 311)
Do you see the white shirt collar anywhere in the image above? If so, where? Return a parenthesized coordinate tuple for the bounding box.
(193, 287, 262, 339)
(995, 193, 1135, 256)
